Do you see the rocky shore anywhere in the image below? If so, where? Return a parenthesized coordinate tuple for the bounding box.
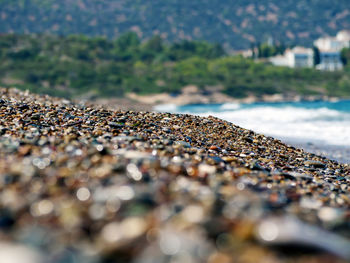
(126, 85, 342, 108)
(0, 88, 349, 263)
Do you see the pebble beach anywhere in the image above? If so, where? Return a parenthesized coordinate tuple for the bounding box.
(0, 88, 349, 263)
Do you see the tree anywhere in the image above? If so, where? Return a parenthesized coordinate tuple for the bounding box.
(258, 43, 276, 58)
(115, 32, 140, 51)
(341, 47, 350, 66)
(313, 46, 320, 66)
(143, 35, 164, 53)
(275, 42, 286, 55)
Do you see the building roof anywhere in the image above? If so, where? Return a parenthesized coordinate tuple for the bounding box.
(288, 46, 313, 54)
(318, 48, 341, 53)
(315, 36, 337, 42)
(337, 30, 350, 41)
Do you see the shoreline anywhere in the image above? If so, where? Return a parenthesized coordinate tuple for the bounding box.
(284, 139, 350, 165)
(126, 86, 345, 108)
(90, 91, 345, 112)
(2, 86, 347, 111)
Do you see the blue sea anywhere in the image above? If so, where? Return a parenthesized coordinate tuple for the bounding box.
(154, 100, 350, 163)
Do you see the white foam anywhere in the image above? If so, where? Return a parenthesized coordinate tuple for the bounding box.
(153, 104, 178, 112)
(219, 103, 240, 110)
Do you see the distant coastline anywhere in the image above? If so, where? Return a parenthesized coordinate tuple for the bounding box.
(125, 85, 344, 110)
(83, 88, 346, 112)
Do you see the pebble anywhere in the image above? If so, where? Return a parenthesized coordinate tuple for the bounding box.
(304, 160, 326, 168)
(0, 88, 349, 263)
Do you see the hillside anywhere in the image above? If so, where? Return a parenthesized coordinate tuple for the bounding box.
(1, 34, 350, 100)
(0, 0, 349, 49)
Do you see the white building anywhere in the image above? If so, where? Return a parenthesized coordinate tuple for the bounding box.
(336, 30, 350, 44)
(314, 37, 344, 51)
(269, 46, 313, 68)
(314, 30, 350, 51)
(286, 47, 314, 68)
(316, 50, 343, 71)
(313, 30, 350, 71)
(269, 55, 290, 67)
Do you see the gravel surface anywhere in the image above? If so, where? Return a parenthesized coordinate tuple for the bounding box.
(0, 88, 349, 263)
(286, 140, 350, 165)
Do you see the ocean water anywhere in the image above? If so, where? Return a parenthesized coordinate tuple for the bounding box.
(154, 100, 350, 163)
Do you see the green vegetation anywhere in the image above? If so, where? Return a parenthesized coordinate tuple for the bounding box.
(1, 34, 350, 99)
(254, 43, 287, 58)
(0, 0, 349, 49)
(341, 47, 350, 66)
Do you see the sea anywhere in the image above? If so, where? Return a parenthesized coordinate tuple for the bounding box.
(154, 100, 350, 164)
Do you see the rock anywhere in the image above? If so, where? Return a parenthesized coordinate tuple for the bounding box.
(304, 160, 326, 168)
